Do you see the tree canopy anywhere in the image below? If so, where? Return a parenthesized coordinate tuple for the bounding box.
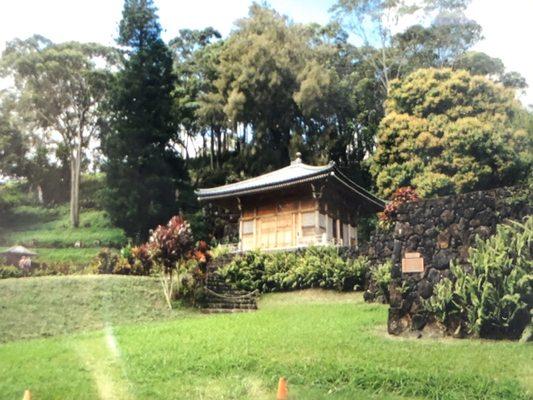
(371, 68, 531, 198)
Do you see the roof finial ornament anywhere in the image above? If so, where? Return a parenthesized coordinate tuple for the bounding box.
(292, 152, 302, 165)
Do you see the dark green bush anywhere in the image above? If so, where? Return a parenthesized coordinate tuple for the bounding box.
(218, 247, 369, 293)
(0, 265, 24, 279)
(424, 216, 532, 339)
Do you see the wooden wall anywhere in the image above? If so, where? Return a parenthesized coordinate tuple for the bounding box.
(239, 190, 357, 251)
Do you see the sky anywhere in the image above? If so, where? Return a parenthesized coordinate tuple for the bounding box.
(0, 0, 532, 106)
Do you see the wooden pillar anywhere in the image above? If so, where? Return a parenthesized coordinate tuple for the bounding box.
(239, 218, 243, 251)
(336, 218, 341, 246)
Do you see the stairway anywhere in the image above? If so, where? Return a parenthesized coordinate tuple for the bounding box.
(202, 273, 258, 313)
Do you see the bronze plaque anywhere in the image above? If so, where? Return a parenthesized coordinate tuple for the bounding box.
(402, 256, 424, 273)
(404, 252, 421, 259)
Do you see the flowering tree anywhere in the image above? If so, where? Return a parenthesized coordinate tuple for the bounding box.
(149, 216, 194, 309)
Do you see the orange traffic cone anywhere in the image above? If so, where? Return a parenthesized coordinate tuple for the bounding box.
(22, 390, 31, 400)
(276, 377, 288, 400)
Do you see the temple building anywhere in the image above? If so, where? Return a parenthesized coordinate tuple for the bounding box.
(196, 153, 385, 251)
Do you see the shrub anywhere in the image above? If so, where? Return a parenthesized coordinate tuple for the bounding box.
(0, 265, 24, 279)
(218, 247, 369, 293)
(378, 186, 419, 230)
(219, 251, 267, 292)
(89, 245, 153, 276)
(210, 244, 232, 259)
(89, 248, 119, 274)
(423, 216, 532, 339)
(370, 260, 392, 302)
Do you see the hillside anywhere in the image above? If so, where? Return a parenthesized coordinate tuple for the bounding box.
(0, 275, 185, 342)
(0, 203, 126, 266)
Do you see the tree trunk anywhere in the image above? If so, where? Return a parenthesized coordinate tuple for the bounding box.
(209, 127, 215, 170)
(70, 139, 82, 228)
(215, 127, 222, 167)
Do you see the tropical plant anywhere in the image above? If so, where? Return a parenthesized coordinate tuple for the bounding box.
(370, 260, 393, 302)
(148, 215, 195, 309)
(218, 247, 369, 293)
(423, 216, 532, 339)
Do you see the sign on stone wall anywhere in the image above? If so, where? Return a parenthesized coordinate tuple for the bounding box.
(402, 252, 424, 273)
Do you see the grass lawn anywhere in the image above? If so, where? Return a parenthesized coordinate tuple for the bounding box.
(1, 277, 532, 400)
(0, 205, 127, 248)
(0, 246, 106, 266)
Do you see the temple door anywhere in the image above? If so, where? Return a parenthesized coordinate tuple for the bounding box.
(276, 213, 293, 248)
(258, 216, 277, 249)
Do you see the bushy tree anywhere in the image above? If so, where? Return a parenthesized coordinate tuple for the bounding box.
(101, 0, 189, 240)
(1, 36, 114, 225)
(371, 68, 530, 198)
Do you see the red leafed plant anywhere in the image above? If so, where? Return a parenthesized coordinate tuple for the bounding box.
(192, 240, 212, 264)
(148, 215, 195, 308)
(378, 186, 419, 229)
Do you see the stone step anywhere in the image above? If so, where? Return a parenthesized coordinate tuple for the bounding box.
(205, 297, 256, 303)
(201, 308, 256, 314)
(205, 303, 257, 309)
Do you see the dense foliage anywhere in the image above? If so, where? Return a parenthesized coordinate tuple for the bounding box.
(370, 260, 393, 302)
(100, 0, 189, 241)
(218, 247, 369, 292)
(372, 68, 531, 198)
(424, 216, 532, 339)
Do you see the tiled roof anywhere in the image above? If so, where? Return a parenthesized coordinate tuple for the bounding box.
(196, 155, 385, 209)
(0, 245, 37, 255)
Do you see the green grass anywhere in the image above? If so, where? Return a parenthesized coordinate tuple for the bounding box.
(0, 246, 106, 265)
(0, 275, 184, 342)
(0, 277, 531, 400)
(0, 205, 127, 248)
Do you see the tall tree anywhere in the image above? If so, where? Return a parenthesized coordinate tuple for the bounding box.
(453, 51, 528, 90)
(101, 0, 188, 240)
(0, 36, 113, 226)
(371, 68, 530, 198)
(331, 0, 480, 94)
(211, 4, 309, 171)
(169, 28, 223, 168)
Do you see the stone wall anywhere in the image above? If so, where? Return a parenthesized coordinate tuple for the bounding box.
(386, 186, 531, 336)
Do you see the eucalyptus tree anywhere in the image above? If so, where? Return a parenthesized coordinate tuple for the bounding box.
(169, 28, 223, 168)
(331, 0, 480, 94)
(0, 35, 115, 226)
